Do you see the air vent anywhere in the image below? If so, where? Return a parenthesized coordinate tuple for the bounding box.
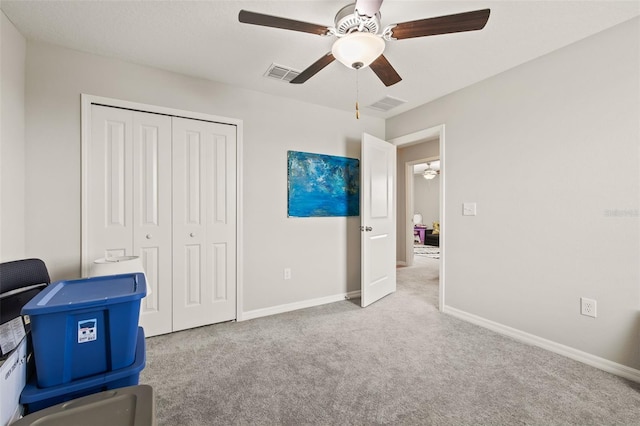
(367, 96, 407, 112)
(264, 64, 300, 82)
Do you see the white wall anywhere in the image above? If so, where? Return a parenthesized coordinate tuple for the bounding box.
(0, 12, 26, 261)
(24, 42, 384, 313)
(387, 18, 640, 369)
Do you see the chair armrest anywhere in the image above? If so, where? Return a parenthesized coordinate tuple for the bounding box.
(0, 283, 48, 300)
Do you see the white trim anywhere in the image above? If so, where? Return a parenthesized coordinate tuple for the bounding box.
(438, 126, 445, 311)
(80, 94, 244, 322)
(444, 305, 640, 384)
(80, 94, 92, 277)
(390, 127, 442, 147)
(405, 162, 414, 266)
(242, 290, 361, 321)
(235, 122, 245, 322)
(81, 94, 242, 126)
(389, 124, 446, 311)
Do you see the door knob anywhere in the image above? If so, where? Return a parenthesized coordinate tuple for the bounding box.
(189, 232, 196, 237)
(366, 226, 373, 232)
(146, 234, 152, 239)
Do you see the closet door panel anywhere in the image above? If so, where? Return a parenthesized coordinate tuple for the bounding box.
(88, 105, 134, 262)
(211, 243, 227, 301)
(173, 117, 236, 331)
(206, 133, 236, 321)
(133, 112, 172, 337)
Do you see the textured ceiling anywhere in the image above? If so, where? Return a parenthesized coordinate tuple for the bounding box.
(2, 0, 639, 118)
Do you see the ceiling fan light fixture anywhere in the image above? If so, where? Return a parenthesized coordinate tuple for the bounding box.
(423, 170, 437, 180)
(423, 162, 438, 180)
(331, 32, 385, 70)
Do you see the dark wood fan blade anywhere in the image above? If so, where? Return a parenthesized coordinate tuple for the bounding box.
(369, 55, 402, 87)
(390, 9, 490, 40)
(239, 10, 330, 36)
(290, 53, 336, 84)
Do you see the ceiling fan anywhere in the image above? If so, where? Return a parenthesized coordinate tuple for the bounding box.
(423, 162, 439, 180)
(238, 0, 490, 87)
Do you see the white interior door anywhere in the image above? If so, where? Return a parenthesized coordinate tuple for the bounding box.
(172, 117, 237, 331)
(361, 133, 396, 307)
(132, 112, 172, 337)
(88, 105, 134, 261)
(88, 105, 173, 337)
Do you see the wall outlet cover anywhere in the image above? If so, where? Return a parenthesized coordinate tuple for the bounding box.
(463, 202, 477, 216)
(580, 297, 597, 318)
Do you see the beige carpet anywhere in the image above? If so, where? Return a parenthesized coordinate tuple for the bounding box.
(141, 259, 640, 425)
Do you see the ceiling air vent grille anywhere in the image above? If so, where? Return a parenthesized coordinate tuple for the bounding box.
(264, 63, 300, 82)
(367, 96, 407, 112)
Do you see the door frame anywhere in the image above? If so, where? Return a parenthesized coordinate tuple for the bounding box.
(80, 94, 245, 320)
(389, 124, 445, 311)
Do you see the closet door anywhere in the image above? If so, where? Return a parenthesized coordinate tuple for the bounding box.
(132, 112, 172, 337)
(88, 106, 134, 261)
(172, 117, 237, 331)
(88, 105, 172, 337)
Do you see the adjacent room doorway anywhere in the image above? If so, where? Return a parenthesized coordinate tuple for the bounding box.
(390, 125, 445, 311)
(407, 157, 440, 266)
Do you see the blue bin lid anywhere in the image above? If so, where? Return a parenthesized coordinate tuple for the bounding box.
(21, 273, 146, 315)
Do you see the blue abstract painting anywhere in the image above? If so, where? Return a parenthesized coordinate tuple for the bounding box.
(287, 151, 360, 217)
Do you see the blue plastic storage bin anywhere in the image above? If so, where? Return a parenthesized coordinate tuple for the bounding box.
(20, 327, 146, 413)
(21, 273, 146, 388)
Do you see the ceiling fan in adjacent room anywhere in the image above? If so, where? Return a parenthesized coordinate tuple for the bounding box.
(238, 0, 490, 87)
(423, 162, 440, 180)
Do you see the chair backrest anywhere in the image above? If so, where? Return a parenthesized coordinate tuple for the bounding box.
(0, 258, 51, 324)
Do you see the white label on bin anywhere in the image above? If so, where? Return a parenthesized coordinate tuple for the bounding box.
(78, 319, 97, 343)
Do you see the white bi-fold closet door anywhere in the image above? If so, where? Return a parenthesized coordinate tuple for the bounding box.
(87, 104, 237, 337)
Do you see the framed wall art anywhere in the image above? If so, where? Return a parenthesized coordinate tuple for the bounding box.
(287, 151, 360, 217)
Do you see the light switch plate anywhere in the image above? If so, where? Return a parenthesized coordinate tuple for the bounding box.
(463, 202, 477, 216)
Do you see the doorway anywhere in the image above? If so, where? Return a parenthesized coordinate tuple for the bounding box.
(408, 157, 440, 265)
(389, 125, 445, 311)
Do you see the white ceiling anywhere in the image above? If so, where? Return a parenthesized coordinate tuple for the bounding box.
(2, 0, 638, 118)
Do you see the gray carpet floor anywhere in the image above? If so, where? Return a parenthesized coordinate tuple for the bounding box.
(141, 256, 640, 425)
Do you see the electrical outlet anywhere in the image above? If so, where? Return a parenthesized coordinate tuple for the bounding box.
(580, 297, 597, 318)
(283, 268, 291, 280)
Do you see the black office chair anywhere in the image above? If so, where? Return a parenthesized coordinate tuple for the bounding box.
(0, 258, 51, 325)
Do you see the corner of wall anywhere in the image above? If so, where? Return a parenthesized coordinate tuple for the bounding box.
(0, 11, 27, 261)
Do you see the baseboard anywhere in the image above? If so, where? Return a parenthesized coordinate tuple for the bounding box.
(396, 261, 407, 267)
(241, 290, 361, 321)
(443, 305, 640, 384)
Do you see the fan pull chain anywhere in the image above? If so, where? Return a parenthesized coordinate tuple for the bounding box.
(355, 69, 360, 119)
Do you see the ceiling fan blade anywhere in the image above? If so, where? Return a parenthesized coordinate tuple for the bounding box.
(369, 55, 402, 87)
(290, 53, 336, 84)
(238, 10, 331, 36)
(389, 9, 490, 40)
(355, 0, 384, 18)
